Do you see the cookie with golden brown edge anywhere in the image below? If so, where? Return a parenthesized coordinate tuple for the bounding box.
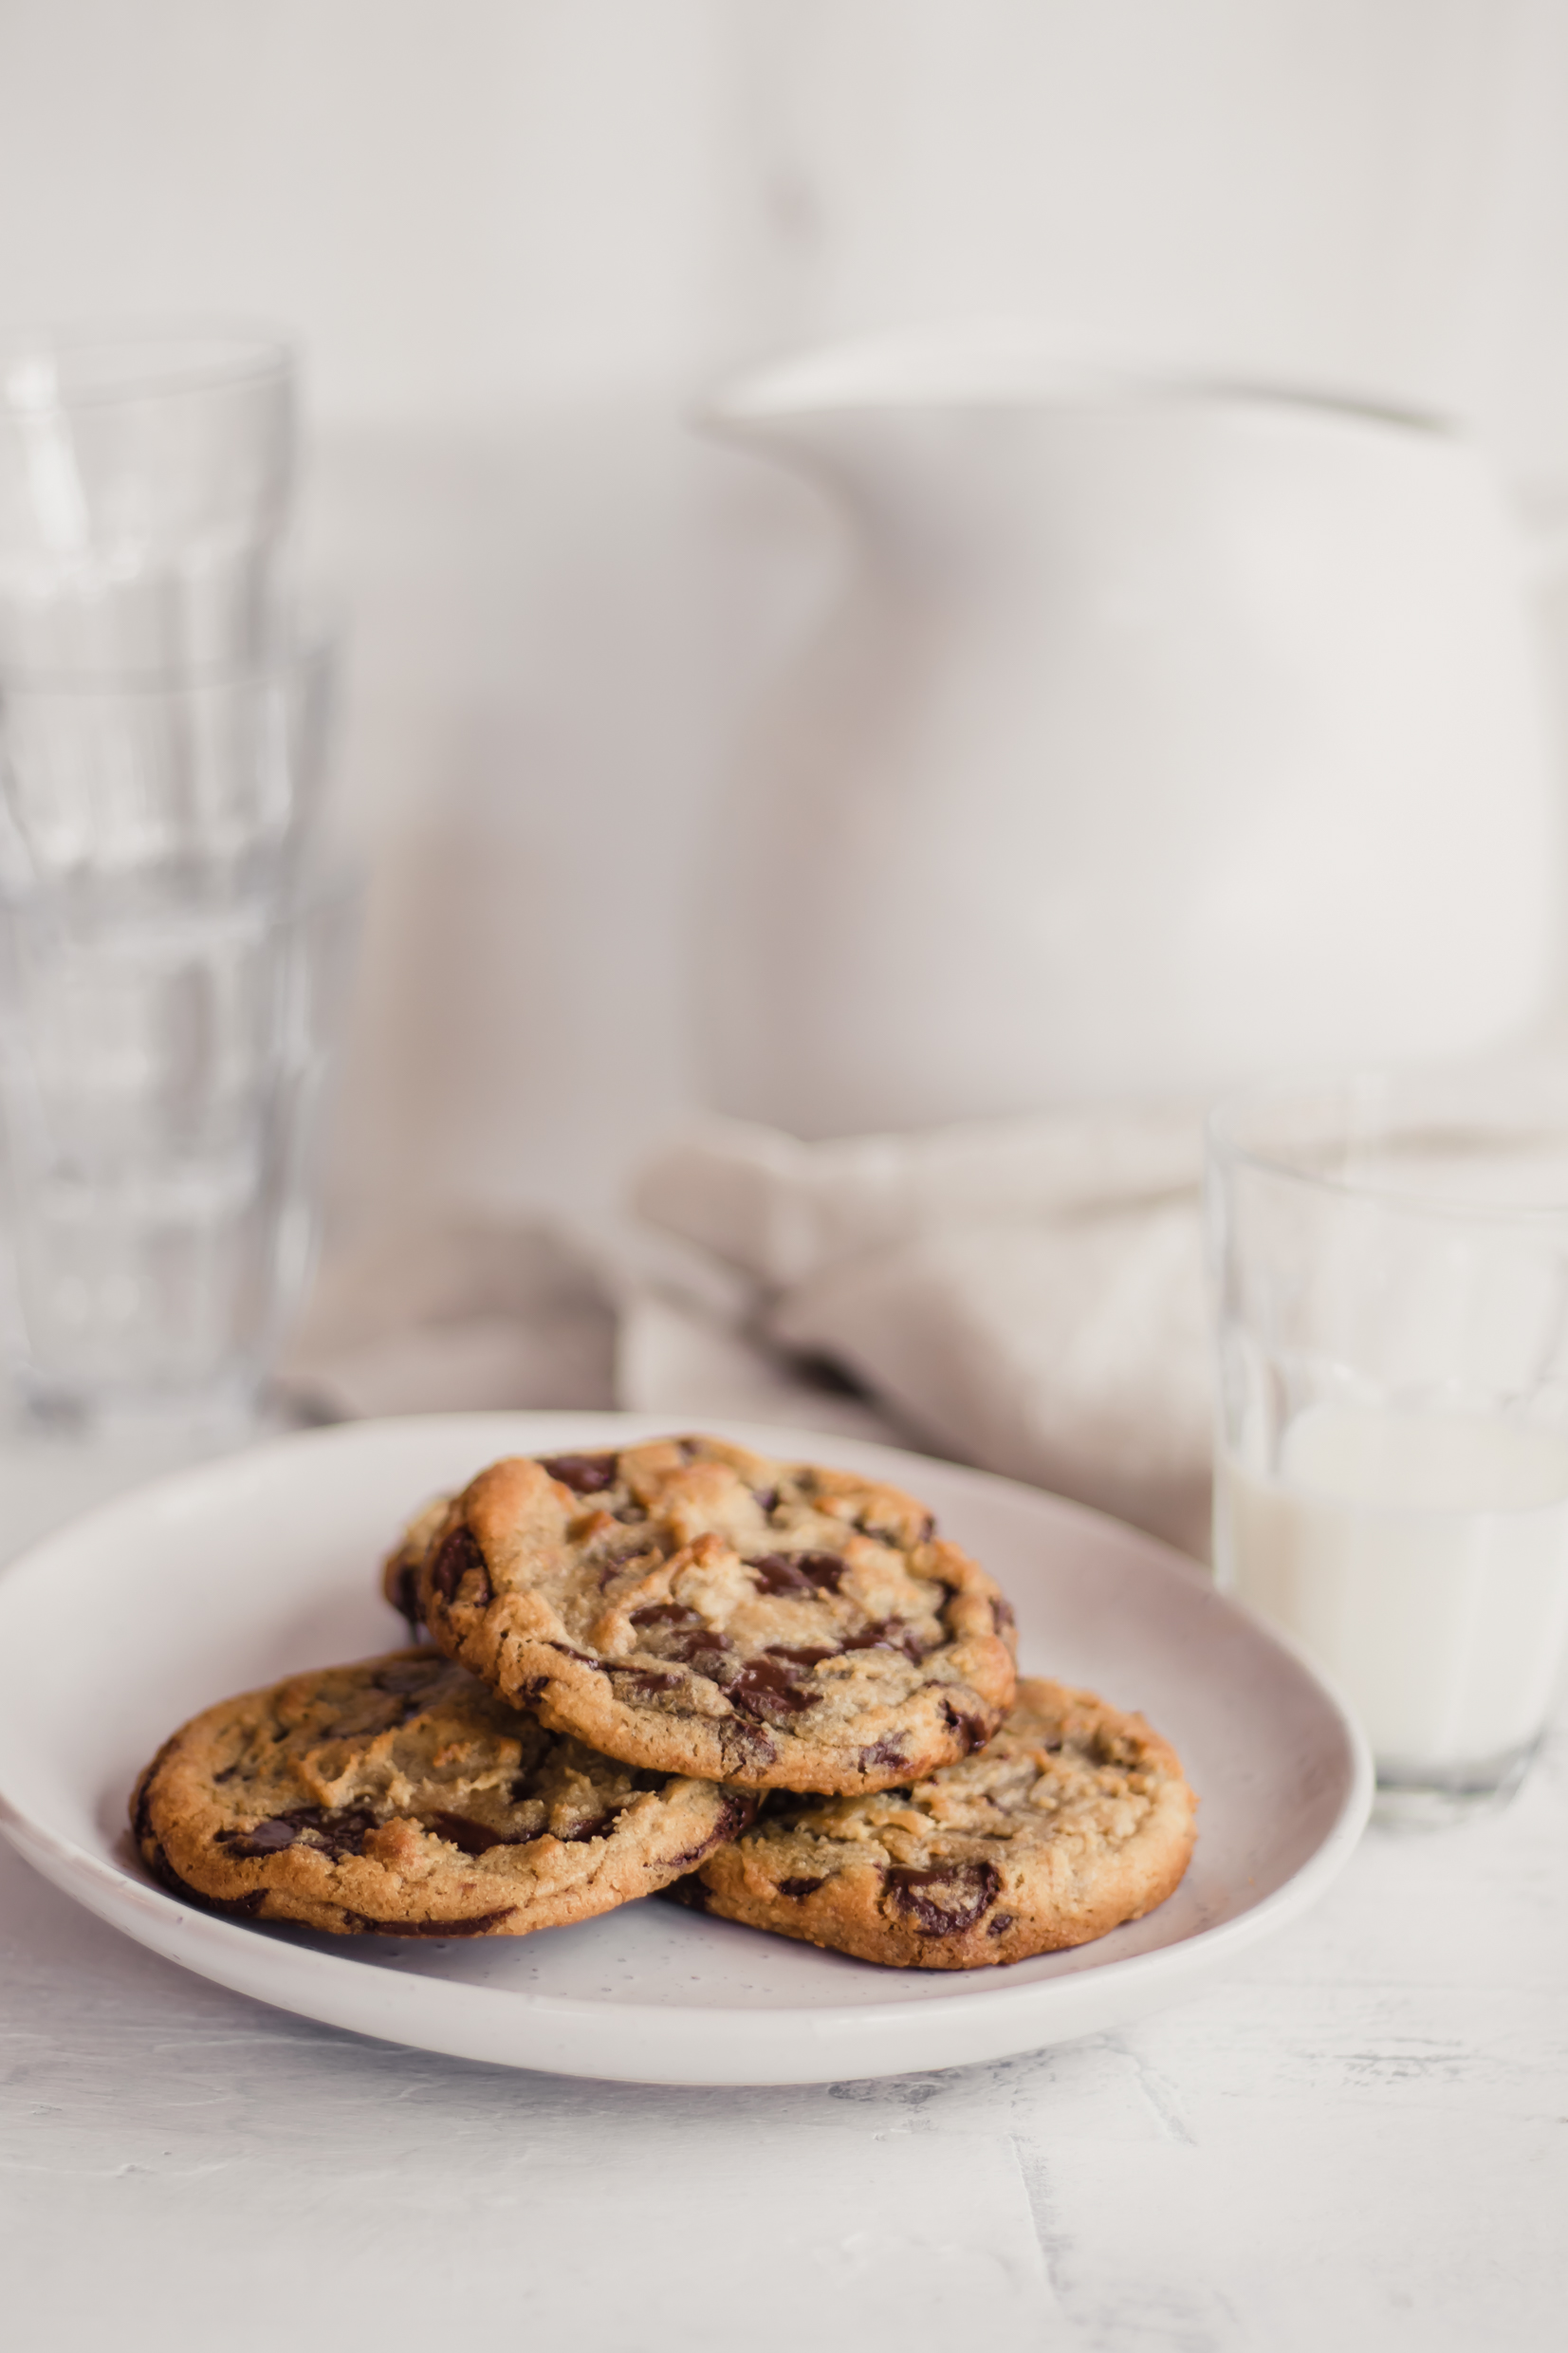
(671, 1677, 1196, 1969)
(412, 1435, 1017, 1794)
(131, 1649, 753, 1938)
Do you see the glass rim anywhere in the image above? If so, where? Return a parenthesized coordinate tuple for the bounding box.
(1207, 1066, 1568, 1223)
(0, 321, 293, 413)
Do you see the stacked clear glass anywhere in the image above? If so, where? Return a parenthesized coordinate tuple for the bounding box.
(0, 327, 349, 1432)
(1209, 1067, 1568, 1825)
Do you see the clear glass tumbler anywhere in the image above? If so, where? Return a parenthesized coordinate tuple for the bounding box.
(1208, 1066, 1568, 1825)
(0, 323, 294, 677)
(0, 630, 332, 892)
(0, 868, 354, 1430)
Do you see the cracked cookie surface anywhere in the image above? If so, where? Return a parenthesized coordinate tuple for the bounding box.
(672, 1677, 1196, 1968)
(131, 1649, 752, 1937)
(407, 1436, 1017, 1793)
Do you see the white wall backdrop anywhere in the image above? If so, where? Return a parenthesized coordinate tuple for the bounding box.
(1, 0, 1565, 1244)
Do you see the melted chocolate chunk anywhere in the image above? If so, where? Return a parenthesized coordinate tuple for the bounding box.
(778, 1875, 826, 1899)
(940, 1699, 989, 1754)
(629, 1605, 731, 1673)
(744, 1551, 845, 1597)
(610, 1665, 683, 1697)
(549, 1809, 618, 1843)
(145, 1841, 268, 1917)
(991, 1595, 1016, 1636)
(660, 1873, 710, 1911)
(212, 1763, 242, 1785)
(721, 1717, 779, 1769)
(431, 1523, 490, 1606)
(883, 1860, 1001, 1937)
(667, 1791, 757, 1867)
(547, 1641, 604, 1668)
(388, 1559, 423, 1633)
(766, 1643, 836, 1669)
(426, 1810, 527, 1857)
(216, 1816, 300, 1858)
(840, 1619, 926, 1662)
(344, 1907, 517, 1937)
(541, 1451, 619, 1493)
(987, 1912, 1016, 1937)
(217, 1804, 381, 1863)
(858, 1735, 908, 1775)
(752, 1486, 780, 1516)
(729, 1655, 821, 1719)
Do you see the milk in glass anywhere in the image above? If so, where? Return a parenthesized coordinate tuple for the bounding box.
(1216, 1404, 1568, 1764)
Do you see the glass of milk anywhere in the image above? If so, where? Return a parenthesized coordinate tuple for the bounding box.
(1208, 1067, 1568, 1825)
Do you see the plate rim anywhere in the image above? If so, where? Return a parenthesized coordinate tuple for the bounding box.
(0, 1409, 1374, 2084)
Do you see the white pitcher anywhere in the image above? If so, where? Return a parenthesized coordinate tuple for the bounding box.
(698, 333, 1561, 1139)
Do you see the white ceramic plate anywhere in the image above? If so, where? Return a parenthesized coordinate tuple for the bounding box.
(0, 1411, 1371, 2085)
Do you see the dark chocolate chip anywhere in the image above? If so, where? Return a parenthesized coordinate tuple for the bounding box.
(343, 1907, 517, 1937)
(991, 1596, 1016, 1636)
(659, 1873, 710, 1911)
(218, 1804, 381, 1863)
(666, 1791, 757, 1867)
(144, 1841, 268, 1917)
(212, 1763, 242, 1785)
(778, 1875, 826, 1899)
(883, 1860, 1001, 1936)
(940, 1699, 989, 1754)
(840, 1619, 927, 1662)
(431, 1523, 490, 1605)
(722, 1718, 779, 1769)
(744, 1551, 845, 1597)
(987, 1912, 1015, 1937)
(216, 1816, 300, 1858)
(426, 1811, 528, 1857)
(919, 1513, 936, 1543)
(766, 1643, 836, 1669)
(547, 1641, 604, 1668)
(541, 1451, 619, 1493)
(728, 1654, 821, 1719)
(752, 1487, 780, 1516)
(388, 1559, 423, 1632)
(610, 1665, 683, 1698)
(858, 1735, 908, 1775)
(631, 1604, 731, 1671)
(556, 1808, 623, 1844)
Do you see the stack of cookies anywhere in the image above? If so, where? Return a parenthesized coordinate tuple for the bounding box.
(132, 1436, 1197, 1970)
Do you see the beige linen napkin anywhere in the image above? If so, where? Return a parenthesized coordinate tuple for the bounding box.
(283, 1104, 1214, 1557)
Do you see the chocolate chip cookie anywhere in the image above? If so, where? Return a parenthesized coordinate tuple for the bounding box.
(410, 1436, 1017, 1795)
(131, 1649, 753, 1937)
(671, 1677, 1196, 1968)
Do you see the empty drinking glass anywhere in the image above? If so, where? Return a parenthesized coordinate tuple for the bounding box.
(0, 323, 294, 677)
(0, 866, 355, 1429)
(0, 629, 332, 892)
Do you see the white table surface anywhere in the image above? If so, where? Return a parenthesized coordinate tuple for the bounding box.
(2, 1429, 1564, 2353)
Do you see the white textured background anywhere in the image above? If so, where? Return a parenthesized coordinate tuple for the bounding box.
(2, 0, 1566, 1240)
